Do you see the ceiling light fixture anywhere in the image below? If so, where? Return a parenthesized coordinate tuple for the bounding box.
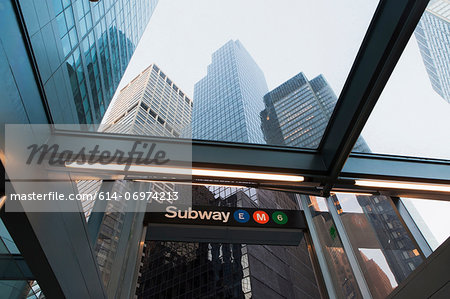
(354, 180, 450, 193)
(65, 162, 304, 182)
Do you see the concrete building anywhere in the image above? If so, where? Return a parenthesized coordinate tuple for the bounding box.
(79, 64, 193, 297)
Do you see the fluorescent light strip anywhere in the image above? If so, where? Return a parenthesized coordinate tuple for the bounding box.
(133, 179, 244, 188)
(192, 169, 304, 182)
(66, 162, 303, 182)
(129, 165, 192, 175)
(66, 162, 125, 171)
(355, 180, 450, 193)
(331, 191, 374, 196)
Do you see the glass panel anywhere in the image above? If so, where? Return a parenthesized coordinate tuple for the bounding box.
(331, 194, 424, 298)
(355, 0, 450, 160)
(303, 195, 363, 298)
(61, 34, 71, 57)
(51, 0, 63, 16)
(401, 197, 450, 250)
(56, 12, 67, 38)
(0, 219, 20, 254)
(0, 281, 32, 299)
(112, 0, 379, 149)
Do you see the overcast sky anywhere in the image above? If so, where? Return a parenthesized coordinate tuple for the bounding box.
(108, 0, 450, 244)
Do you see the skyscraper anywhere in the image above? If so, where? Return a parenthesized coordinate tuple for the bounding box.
(10, 0, 158, 124)
(193, 39, 269, 202)
(193, 40, 267, 144)
(261, 72, 370, 152)
(191, 40, 321, 298)
(414, 0, 450, 103)
(80, 64, 193, 297)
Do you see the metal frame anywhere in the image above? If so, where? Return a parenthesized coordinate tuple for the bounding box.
(318, 0, 431, 193)
(325, 196, 373, 298)
(40, 128, 450, 200)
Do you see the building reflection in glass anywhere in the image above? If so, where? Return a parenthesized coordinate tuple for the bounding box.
(331, 194, 424, 298)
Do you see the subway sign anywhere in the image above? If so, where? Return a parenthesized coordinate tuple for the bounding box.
(144, 206, 307, 246)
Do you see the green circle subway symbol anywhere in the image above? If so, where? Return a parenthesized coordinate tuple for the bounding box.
(272, 211, 288, 225)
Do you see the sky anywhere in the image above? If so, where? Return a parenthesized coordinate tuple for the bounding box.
(108, 0, 450, 245)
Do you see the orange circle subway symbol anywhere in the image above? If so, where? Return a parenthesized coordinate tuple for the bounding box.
(253, 211, 269, 224)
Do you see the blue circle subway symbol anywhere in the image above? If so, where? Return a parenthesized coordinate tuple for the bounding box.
(234, 210, 250, 223)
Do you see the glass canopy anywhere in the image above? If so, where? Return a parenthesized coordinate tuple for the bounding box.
(355, 0, 450, 160)
(111, 0, 379, 150)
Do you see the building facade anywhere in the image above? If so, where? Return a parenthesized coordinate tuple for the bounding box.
(78, 64, 193, 297)
(414, 0, 450, 103)
(260, 72, 370, 152)
(20, 0, 158, 124)
(192, 40, 267, 144)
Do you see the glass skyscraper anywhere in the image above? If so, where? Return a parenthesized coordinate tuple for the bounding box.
(414, 0, 450, 103)
(16, 0, 158, 124)
(193, 40, 267, 144)
(261, 72, 370, 152)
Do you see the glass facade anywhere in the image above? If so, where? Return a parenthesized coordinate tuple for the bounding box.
(137, 187, 248, 299)
(0, 219, 39, 299)
(193, 40, 267, 144)
(401, 197, 450, 250)
(302, 196, 363, 299)
(136, 187, 321, 299)
(19, 0, 158, 124)
(261, 72, 370, 151)
(330, 194, 423, 298)
(1, 1, 159, 297)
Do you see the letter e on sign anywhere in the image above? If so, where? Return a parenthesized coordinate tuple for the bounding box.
(234, 210, 249, 223)
(253, 211, 269, 224)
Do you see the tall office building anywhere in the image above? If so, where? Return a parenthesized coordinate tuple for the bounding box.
(191, 40, 321, 298)
(414, 0, 450, 103)
(12, 0, 158, 124)
(193, 39, 269, 202)
(261, 72, 370, 152)
(80, 64, 192, 218)
(193, 40, 267, 144)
